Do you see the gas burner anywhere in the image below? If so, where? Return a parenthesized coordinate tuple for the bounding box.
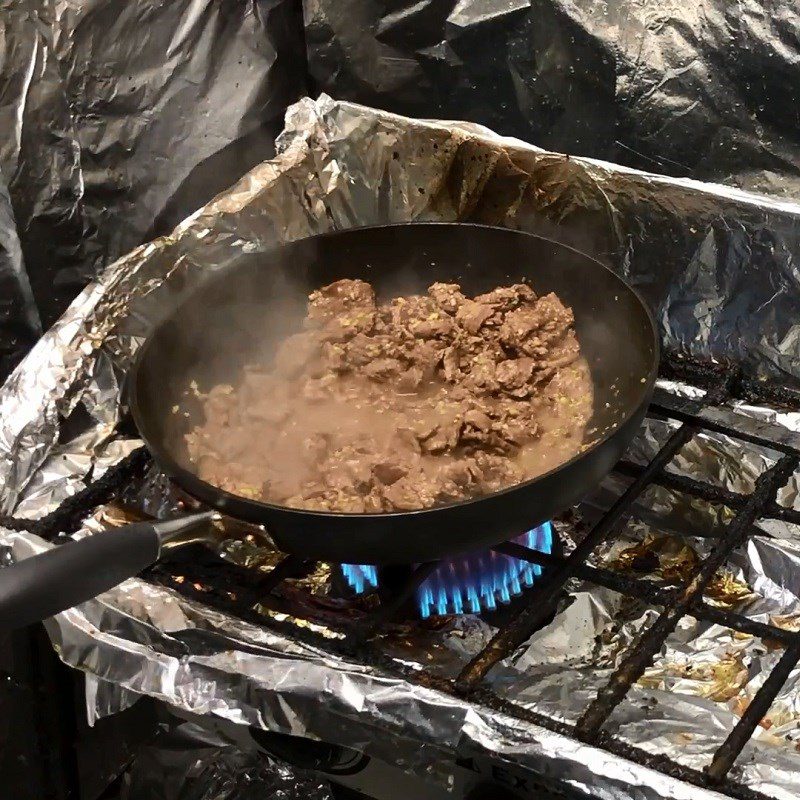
(341, 522, 553, 618)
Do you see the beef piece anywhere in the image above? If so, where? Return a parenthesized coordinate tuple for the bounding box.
(462, 352, 499, 394)
(318, 314, 375, 344)
(331, 493, 369, 513)
(381, 469, 437, 510)
(202, 384, 235, 428)
(264, 469, 310, 502)
(321, 445, 376, 494)
(242, 375, 293, 425)
(428, 282, 466, 315)
(441, 461, 476, 488)
(343, 332, 382, 366)
(456, 300, 494, 334)
(499, 307, 539, 352)
(460, 425, 516, 455)
(321, 341, 347, 372)
(420, 413, 463, 454)
(457, 333, 506, 368)
(411, 314, 456, 340)
(475, 283, 536, 312)
(303, 434, 329, 461)
(408, 416, 439, 442)
(241, 368, 277, 400)
(500, 293, 575, 361)
(307, 279, 377, 342)
(389, 294, 457, 341)
(405, 340, 444, 380)
(303, 375, 336, 402)
(389, 295, 434, 326)
(391, 427, 423, 456)
(463, 408, 492, 432)
(397, 366, 424, 392)
(373, 462, 408, 485)
(496, 357, 535, 397)
(470, 451, 524, 490)
(307, 279, 376, 322)
(362, 357, 403, 382)
(442, 346, 462, 382)
(432, 475, 467, 503)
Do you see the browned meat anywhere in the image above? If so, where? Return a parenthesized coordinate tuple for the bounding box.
(500, 293, 575, 360)
(428, 282, 466, 315)
(475, 283, 537, 311)
(186, 278, 593, 513)
(455, 300, 494, 334)
(307, 278, 376, 322)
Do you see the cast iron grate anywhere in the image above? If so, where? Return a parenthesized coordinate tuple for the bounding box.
(5, 354, 800, 800)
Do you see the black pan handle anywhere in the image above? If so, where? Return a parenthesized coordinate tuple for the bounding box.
(0, 512, 217, 631)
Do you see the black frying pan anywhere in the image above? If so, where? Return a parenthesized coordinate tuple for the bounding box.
(0, 224, 658, 630)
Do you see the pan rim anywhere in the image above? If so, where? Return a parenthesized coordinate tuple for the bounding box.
(129, 222, 660, 522)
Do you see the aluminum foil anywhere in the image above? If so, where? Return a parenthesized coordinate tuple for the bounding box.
(0, 174, 39, 377)
(303, 0, 800, 199)
(4, 96, 800, 798)
(121, 722, 334, 800)
(0, 0, 307, 369)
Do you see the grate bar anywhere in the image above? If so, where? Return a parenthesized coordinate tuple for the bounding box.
(660, 356, 800, 412)
(707, 638, 800, 782)
(354, 561, 440, 643)
(614, 460, 744, 508)
(493, 541, 670, 605)
(254, 554, 312, 593)
(650, 402, 800, 458)
(456, 422, 698, 690)
(495, 542, 800, 647)
(574, 454, 799, 741)
(690, 602, 798, 647)
(616, 459, 800, 528)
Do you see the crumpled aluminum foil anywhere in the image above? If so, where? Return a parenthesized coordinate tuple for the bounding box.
(121, 722, 334, 800)
(3, 96, 800, 799)
(0, 0, 307, 370)
(0, 174, 40, 377)
(303, 0, 800, 199)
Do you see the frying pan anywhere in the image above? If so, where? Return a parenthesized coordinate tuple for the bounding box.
(0, 224, 658, 630)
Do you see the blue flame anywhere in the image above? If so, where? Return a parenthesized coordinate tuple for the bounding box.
(341, 563, 378, 595)
(341, 522, 553, 618)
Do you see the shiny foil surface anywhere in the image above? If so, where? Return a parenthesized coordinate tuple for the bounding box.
(0, 0, 307, 370)
(3, 96, 800, 799)
(303, 0, 800, 198)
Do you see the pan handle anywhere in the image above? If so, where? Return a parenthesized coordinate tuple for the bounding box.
(0, 512, 217, 631)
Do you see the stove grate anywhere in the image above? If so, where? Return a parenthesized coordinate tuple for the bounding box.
(6, 354, 800, 800)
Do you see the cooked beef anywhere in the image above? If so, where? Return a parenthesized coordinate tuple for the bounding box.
(186, 279, 593, 513)
(428, 282, 466, 315)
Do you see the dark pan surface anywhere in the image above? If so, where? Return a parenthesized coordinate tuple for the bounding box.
(131, 223, 658, 564)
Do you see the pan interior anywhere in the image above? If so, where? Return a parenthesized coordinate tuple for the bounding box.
(133, 224, 657, 509)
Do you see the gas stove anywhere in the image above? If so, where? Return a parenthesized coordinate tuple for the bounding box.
(6, 355, 800, 800)
(5, 96, 800, 800)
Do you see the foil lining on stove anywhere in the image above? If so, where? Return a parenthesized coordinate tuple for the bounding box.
(3, 97, 800, 798)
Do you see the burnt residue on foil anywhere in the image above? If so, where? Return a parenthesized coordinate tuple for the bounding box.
(3, 98, 800, 799)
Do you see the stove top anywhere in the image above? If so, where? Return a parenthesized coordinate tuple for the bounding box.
(5, 355, 800, 800)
